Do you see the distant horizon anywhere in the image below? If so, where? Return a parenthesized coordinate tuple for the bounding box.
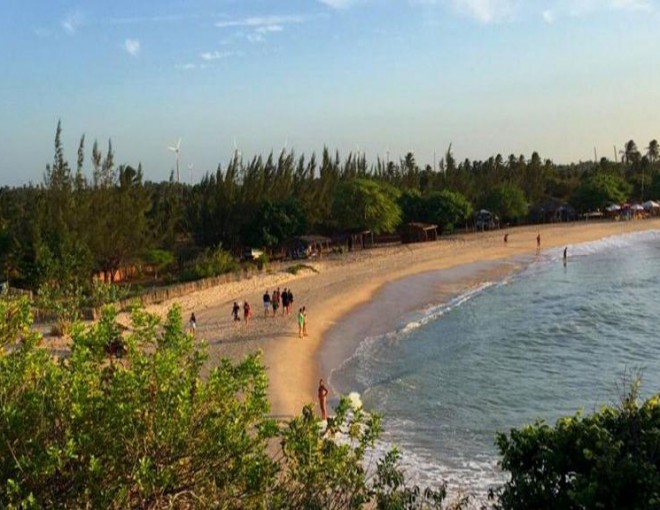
(4, 122, 659, 187)
(2, 0, 659, 186)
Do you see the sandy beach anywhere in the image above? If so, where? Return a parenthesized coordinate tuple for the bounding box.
(141, 219, 660, 418)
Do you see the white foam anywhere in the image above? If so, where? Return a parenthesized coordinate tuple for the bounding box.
(544, 229, 660, 260)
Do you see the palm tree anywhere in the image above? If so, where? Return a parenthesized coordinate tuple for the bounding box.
(620, 139, 641, 165)
(646, 139, 659, 166)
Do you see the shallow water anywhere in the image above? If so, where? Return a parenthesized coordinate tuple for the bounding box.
(326, 230, 660, 500)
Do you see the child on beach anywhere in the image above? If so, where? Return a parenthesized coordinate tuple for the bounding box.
(189, 313, 197, 335)
(232, 302, 241, 322)
(243, 301, 252, 325)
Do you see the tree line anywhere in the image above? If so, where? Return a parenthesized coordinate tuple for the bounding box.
(1, 123, 659, 295)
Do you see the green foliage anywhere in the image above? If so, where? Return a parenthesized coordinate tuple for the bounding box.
(244, 198, 307, 249)
(36, 280, 84, 336)
(485, 183, 528, 223)
(84, 281, 132, 308)
(184, 247, 239, 280)
(332, 179, 402, 234)
(570, 171, 632, 212)
(422, 191, 473, 233)
(285, 263, 319, 275)
(0, 302, 278, 509)
(495, 383, 660, 510)
(143, 248, 175, 279)
(0, 298, 462, 509)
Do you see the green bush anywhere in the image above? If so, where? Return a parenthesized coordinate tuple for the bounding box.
(186, 247, 239, 280)
(0, 297, 459, 509)
(285, 264, 319, 275)
(256, 252, 269, 270)
(494, 380, 660, 510)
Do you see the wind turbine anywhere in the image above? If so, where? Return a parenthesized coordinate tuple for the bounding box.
(167, 138, 181, 183)
(232, 138, 241, 161)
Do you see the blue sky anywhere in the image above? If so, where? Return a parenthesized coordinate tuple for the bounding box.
(1, 0, 659, 185)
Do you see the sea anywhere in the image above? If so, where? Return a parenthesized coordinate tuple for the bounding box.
(321, 229, 660, 504)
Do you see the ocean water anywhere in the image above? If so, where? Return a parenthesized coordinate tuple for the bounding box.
(327, 230, 660, 501)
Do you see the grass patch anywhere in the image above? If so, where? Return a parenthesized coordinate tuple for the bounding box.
(285, 264, 319, 275)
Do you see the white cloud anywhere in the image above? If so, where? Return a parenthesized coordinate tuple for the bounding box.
(200, 50, 236, 61)
(215, 15, 305, 29)
(124, 39, 141, 56)
(256, 24, 284, 33)
(450, 0, 517, 23)
(247, 33, 266, 43)
(543, 0, 654, 22)
(62, 11, 84, 34)
(317, 0, 357, 7)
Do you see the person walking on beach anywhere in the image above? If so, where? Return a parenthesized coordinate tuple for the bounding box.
(189, 313, 197, 336)
(232, 302, 241, 322)
(297, 307, 305, 338)
(271, 289, 279, 317)
(243, 301, 252, 325)
(281, 288, 289, 316)
(287, 289, 294, 315)
(504, 233, 508, 243)
(302, 306, 308, 337)
(318, 379, 329, 420)
(262, 290, 271, 317)
(536, 233, 541, 249)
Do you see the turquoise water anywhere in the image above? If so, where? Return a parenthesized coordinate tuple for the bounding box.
(328, 230, 660, 499)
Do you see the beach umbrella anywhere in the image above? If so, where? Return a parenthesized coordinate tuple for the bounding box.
(605, 204, 621, 212)
(631, 204, 645, 211)
(642, 200, 660, 209)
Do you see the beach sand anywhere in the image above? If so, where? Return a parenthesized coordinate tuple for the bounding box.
(141, 219, 660, 418)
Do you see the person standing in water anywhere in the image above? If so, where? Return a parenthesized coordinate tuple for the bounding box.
(318, 379, 329, 420)
(563, 246, 568, 265)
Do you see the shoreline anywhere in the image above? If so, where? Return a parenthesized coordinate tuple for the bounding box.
(139, 219, 660, 418)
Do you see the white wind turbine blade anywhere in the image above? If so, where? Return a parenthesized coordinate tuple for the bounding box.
(176, 138, 182, 151)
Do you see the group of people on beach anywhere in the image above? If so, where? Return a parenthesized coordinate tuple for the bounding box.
(262, 287, 295, 317)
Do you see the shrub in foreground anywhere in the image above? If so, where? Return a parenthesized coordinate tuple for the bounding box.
(0, 297, 456, 509)
(494, 382, 660, 510)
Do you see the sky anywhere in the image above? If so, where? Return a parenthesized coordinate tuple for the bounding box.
(1, 0, 659, 185)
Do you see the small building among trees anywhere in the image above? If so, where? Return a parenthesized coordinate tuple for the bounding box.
(401, 223, 438, 244)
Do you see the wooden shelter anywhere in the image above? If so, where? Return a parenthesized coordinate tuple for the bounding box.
(401, 223, 438, 244)
(285, 235, 332, 259)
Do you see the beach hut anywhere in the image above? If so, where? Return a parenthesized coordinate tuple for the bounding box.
(285, 235, 332, 259)
(401, 223, 438, 244)
(474, 209, 498, 231)
(334, 229, 372, 251)
(643, 200, 660, 217)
